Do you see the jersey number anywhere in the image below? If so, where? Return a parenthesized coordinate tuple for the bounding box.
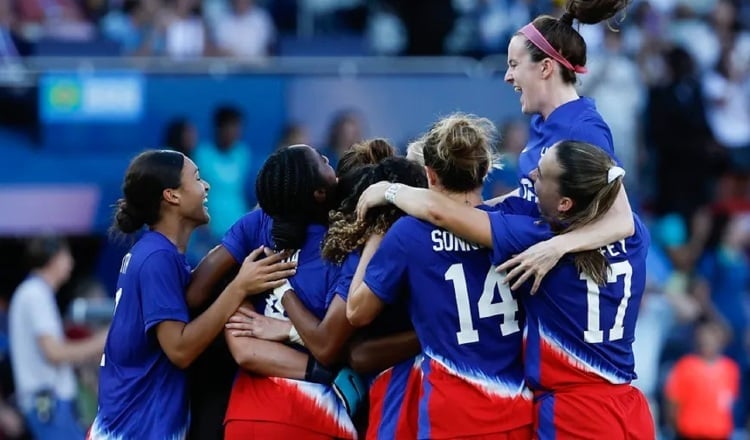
(445, 264, 520, 345)
(99, 287, 123, 367)
(581, 261, 633, 344)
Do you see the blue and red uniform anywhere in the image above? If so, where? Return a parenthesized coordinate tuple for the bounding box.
(222, 210, 356, 439)
(363, 208, 533, 439)
(489, 199, 654, 439)
(518, 97, 617, 202)
(334, 252, 420, 440)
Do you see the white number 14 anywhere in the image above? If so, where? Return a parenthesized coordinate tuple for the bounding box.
(445, 264, 520, 345)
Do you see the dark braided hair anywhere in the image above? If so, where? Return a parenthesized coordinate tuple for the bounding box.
(256, 145, 331, 250)
(322, 157, 427, 263)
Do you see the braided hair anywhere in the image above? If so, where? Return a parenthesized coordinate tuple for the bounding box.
(256, 145, 333, 250)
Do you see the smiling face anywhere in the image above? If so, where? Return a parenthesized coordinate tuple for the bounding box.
(532, 146, 572, 221)
(291, 144, 338, 209)
(175, 156, 211, 226)
(505, 36, 546, 115)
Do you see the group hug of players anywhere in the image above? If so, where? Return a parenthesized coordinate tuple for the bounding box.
(85, 1, 657, 439)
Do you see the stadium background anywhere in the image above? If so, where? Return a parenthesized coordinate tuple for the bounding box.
(0, 0, 749, 438)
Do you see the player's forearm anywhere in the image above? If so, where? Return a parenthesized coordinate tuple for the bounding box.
(281, 292, 341, 366)
(552, 185, 634, 254)
(225, 330, 307, 379)
(186, 245, 237, 310)
(41, 331, 107, 365)
(172, 281, 246, 368)
(348, 331, 421, 375)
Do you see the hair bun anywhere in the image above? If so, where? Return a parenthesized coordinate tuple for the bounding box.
(564, 0, 630, 25)
(114, 199, 145, 234)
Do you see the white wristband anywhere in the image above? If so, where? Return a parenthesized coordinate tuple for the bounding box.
(289, 325, 305, 346)
(384, 183, 403, 204)
(273, 279, 293, 301)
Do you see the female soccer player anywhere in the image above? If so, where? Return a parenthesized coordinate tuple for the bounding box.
(354, 140, 654, 439)
(233, 155, 428, 439)
(497, 0, 635, 291)
(348, 114, 534, 439)
(88, 150, 297, 439)
(185, 139, 395, 439)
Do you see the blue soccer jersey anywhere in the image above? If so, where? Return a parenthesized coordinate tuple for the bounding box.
(335, 251, 418, 440)
(221, 210, 355, 439)
(363, 209, 532, 439)
(488, 199, 650, 389)
(91, 231, 192, 440)
(519, 97, 618, 201)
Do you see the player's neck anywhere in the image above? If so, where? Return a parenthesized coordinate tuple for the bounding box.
(150, 217, 196, 254)
(32, 268, 63, 291)
(439, 187, 483, 207)
(540, 85, 579, 120)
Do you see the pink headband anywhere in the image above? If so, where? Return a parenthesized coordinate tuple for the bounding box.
(519, 23, 588, 74)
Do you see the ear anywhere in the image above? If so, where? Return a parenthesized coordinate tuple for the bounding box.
(540, 58, 555, 80)
(558, 196, 573, 214)
(163, 188, 180, 206)
(425, 166, 439, 187)
(313, 188, 327, 204)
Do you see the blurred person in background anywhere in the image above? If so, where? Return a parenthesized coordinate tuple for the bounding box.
(17, 0, 94, 41)
(579, 25, 645, 199)
(482, 118, 527, 200)
(275, 122, 310, 151)
(321, 109, 365, 171)
(162, 0, 209, 58)
(163, 116, 199, 158)
(100, 0, 165, 56)
(193, 105, 252, 242)
(703, 47, 750, 173)
(646, 46, 721, 220)
(665, 320, 740, 440)
(212, 0, 276, 58)
(697, 210, 750, 430)
(9, 236, 107, 440)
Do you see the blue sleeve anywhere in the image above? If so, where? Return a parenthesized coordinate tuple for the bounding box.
(488, 212, 553, 265)
(363, 224, 409, 305)
(334, 252, 361, 302)
(496, 197, 540, 216)
(568, 117, 621, 166)
(221, 210, 264, 263)
(140, 251, 190, 333)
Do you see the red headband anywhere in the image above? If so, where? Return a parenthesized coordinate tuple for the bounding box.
(519, 23, 588, 74)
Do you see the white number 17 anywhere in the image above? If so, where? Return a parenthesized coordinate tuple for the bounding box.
(581, 261, 633, 344)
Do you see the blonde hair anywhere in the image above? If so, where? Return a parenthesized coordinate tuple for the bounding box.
(422, 113, 500, 192)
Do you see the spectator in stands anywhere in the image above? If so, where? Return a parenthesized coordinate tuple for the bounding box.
(665, 320, 740, 440)
(482, 118, 526, 200)
(321, 109, 364, 171)
(17, 0, 94, 41)
(646, 46, 720, 220)
(703, 47, 750, 173)
(579, 26, 645, 198)
(275, 122, 310, 151)
(8, 236, 107, 440)
(163, 116, 198, 158)
(100, 0, 165, 56)
(193, 105, 252, 241)
(212, 0, 276, 58)
(385, 0, 455, 55)
(163, 0, 209, 58)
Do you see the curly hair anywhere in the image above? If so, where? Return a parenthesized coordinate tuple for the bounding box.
(322, 157, 427, 263)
